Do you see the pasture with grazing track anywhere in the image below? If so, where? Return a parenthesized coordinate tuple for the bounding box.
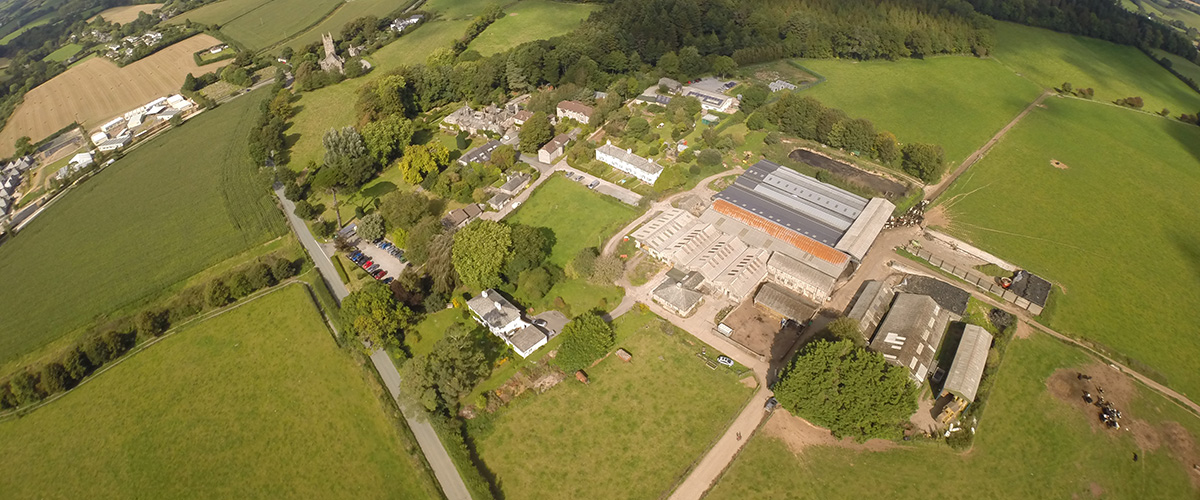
(0, 34, 232, 157)
(992, 22, 1200, 114)
(167, 0, 271, 27)
(216, 0, 342, 51)
(473, 309, 753, 500)
(424, 0, 506, 19)
(939, 97, 1200, 400)
(507, 175, 638, 268)
(468, 0, 600, 55)
(0, 89, 285, 366)
(797, 57, 1044, 166)
(283, 0, 406, 51)
(0, 286, 442, 499)
(89, 4, 164, 24)
(1152, 48, 1200, 87)
(706, 334, 1200, 499)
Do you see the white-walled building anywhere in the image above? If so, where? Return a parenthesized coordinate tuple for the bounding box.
(596, 142, 662, 184)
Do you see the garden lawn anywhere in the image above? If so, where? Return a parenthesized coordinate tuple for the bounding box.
(0, 286, 441, 498)
(475, 308, 754, 500)
(43, 44, 83, 63)
(706, 334, 1200, 499)
(798, 57, 1043, 165)
(992, 22, 1200, 114)
(0, 89, 285, 366)
(507, 174, 639, 267)
(939, 97, 1200, 399)
(409, 306, 467, 357)
(217, 0, 342, 50)
(468, 0, 600, 56)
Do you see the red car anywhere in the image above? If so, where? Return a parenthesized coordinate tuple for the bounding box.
(362, 260, 373, 269)
(374, 270, 388, 279)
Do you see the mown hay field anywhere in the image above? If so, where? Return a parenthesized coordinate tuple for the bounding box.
(167, 0, 272, 26)
(0, 286, 442, 499)
(216, 0, 342, 51)
(474, 309, 753, 500)
(940, 98, 1200, 400)
(468, 0, 600, 55)
(424, 0, 506, 19)
(0, 34, 231, 157)
(0, 89, 285, 366)
(89, 4, 164, 24)
(797, 56, 1043, 166)
(992, 22, 1200, 114)
(707, 334, 1200, 499)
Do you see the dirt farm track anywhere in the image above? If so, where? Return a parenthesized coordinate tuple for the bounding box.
(0, 34, 230, 157)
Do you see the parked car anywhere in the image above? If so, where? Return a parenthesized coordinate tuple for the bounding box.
(532, 318, 547, 327)
(375, 270, 388, 279)
(382, 277, 394, 284)
(368, 264, 380, 272)
(362, 260, 373, 269)
(716, 355, 734, 367)
(588, 180, 600, 189)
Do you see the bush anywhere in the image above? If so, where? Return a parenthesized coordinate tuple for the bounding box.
(39, 362, 70, 394)
(135, 309, 170, 338)
(207, 280, 233, 307)
(555, 312, 615, 372)
(246, 262, 276, 289)
(764, 132, 781, 145)
(697, 149, 722, 167)
(271, 258, 297, 282)
(746, 112, 766, 130)
(293, 200, 318, 219)
(229, 272, 255, 298)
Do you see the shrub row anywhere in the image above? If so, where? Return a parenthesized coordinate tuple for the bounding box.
(0, 255, 300, 411)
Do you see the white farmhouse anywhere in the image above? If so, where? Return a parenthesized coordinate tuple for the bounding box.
(596, 141, 662, 184)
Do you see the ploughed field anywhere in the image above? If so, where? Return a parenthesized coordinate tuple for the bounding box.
(0, 286, 441, 498)
(0, 89, 284, 366)
(0, 34, 232, 157)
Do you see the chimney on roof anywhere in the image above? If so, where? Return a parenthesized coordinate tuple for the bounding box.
(495, 302, 503, 312)
(481, 290, 489, 298)
(627, 148, 632, 154)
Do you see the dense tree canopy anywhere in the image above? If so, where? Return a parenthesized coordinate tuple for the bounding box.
(451, 220, 513, 289)
(556, 312, 616, 372)
(400, 325, 490, 411)
(519, 111, 554, 154)
(342, 282, 414, 346)
(396, 143, 450, 185)
(773, 339, 917, 440)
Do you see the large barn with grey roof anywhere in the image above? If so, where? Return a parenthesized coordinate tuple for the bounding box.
(632, 160, 893, 306)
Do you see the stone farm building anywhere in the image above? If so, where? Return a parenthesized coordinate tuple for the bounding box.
(556, 100, 594, 124)
(632, 160, 893, 307)
(319, 33, 344, 73)
(441, 104, 518, 140)
(596, 141, 662, 184)
(539, 133, 570, 164)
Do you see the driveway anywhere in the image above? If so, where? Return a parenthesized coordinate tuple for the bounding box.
(559, 165, 643, 206)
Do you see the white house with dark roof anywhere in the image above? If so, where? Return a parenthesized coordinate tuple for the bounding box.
(466, 289, 548, 358)
(596, 142, 662, 184)
(556, 100, 594, 124)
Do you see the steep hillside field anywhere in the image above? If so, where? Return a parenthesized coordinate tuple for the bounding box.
(0, 89, 285, 365)
(468, 0, 600, 55)
(993, 22, 1200, 114)
(475, 309, 753, 500)
(797, 57, 1044, 166)
(1152, 48, 1200, 87)
(167, 0, 272, 27)
(216, 0, 341, 50)
(283, 0, 405, 51)
(707, 334, 1200, 499)
(0, 34, 232, 157)
(424, 0, 505, 19)
(939, 97, 1200, 399)
(89, 4, 164, 24)
(0, 286, 442, 498)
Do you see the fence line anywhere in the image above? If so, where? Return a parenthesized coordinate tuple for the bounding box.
(908, 246, 1044, 316)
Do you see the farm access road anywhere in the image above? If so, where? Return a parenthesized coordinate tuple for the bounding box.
(274, 185, 472, 500)
(924, 90, 1051, 202)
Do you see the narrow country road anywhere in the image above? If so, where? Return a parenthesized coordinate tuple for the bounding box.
(274, 185, 473, 500)
(924, 91, 1050, 202)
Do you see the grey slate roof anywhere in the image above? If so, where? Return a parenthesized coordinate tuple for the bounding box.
(459, 140, 501, 165)
(466, 289, 524, 330)
(943, 324, 992, 402)
(653, 278, 704, 313)
(499, 172, 530, 193)
(714, 160, 868, 246)
(754, 282, 818, 320)
(846, 280, 894, 340)
(870, 293, 949, 383)
(509, 325, 547, 353)
(596, 143, 663, 177)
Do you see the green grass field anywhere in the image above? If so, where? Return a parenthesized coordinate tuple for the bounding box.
(284, 0, 403, 50)
(0, 89, 285, 366)
(0, 13, 54, 45)
(424, 0, 505, 19)
(939, 97, 1200, 399)
(1152, 48, 1200, 88)
(707, 333, 1200, 499)
(475, 309, 754, 500)
(468, 0, 600, 55)
(43, 43, 83, 63)
(798, 57, 1044, 165)
(217, 0, 342, 50)
(409, 306, 466, 357)
(168, 0, 271, 27)
(0, 286, 442, 498)
(508, 175, 638, 267)
(367, 19, 470, 71)
(993, 22, 1200, 114)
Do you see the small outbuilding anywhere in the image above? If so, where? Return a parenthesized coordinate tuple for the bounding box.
(942, 324, 992, 403)
(616, 348, 632, 362)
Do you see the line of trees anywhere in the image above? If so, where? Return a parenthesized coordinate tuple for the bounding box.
(0, 254, 299, 411)
(965, 0, 1200, 63)
(766, 93, 945, 182)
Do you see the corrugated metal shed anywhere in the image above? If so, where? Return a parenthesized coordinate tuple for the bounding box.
(943, 324, 992, 402)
